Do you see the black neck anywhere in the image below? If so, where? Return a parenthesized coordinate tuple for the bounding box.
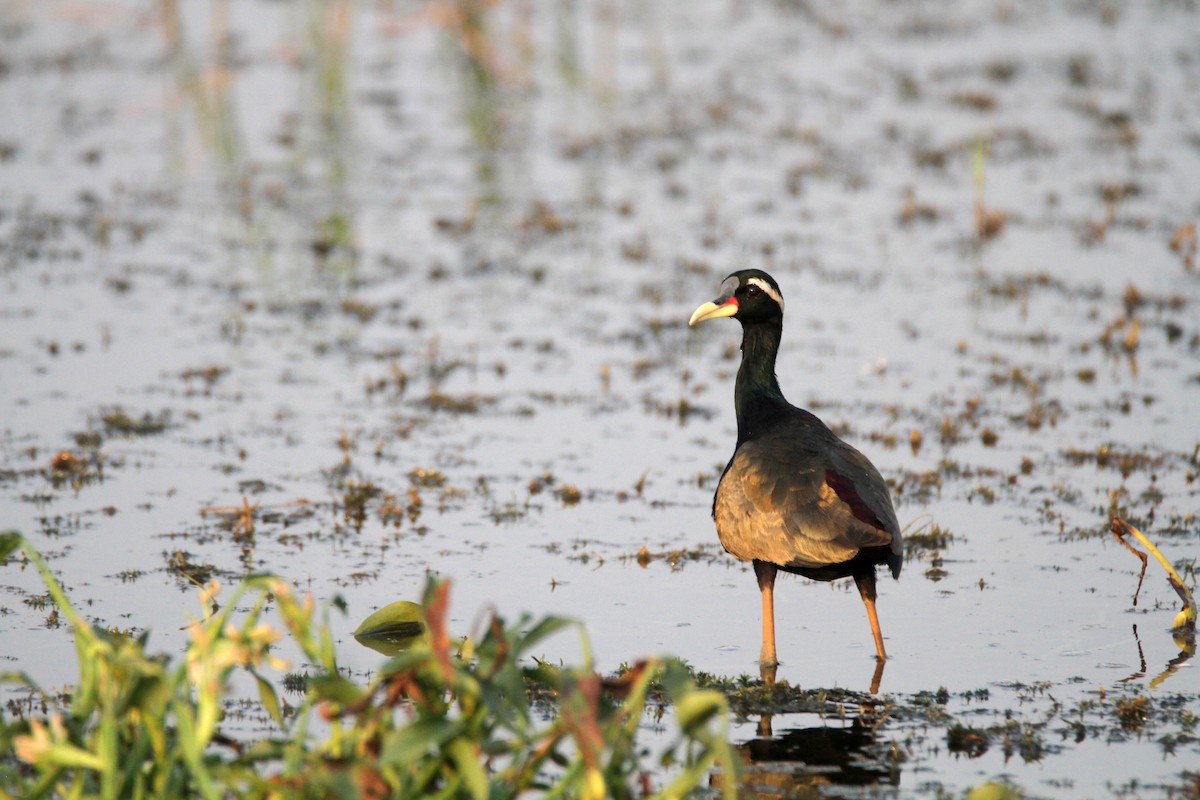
(734, 317, 788, 445)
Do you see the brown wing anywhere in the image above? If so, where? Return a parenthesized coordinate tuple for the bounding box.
(714, 422, 901, 574)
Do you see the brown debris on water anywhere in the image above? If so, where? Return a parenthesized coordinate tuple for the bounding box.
(554, 484, 582, 505)
(621, 543, 726, 571)
(897, 186, 938, 225)
(974, 202, 1006, 241)
(1170, 221, 1197, 271)
(422, 391, 494, 414)
(950, 90, 996, 112)
(50, 451, 82, 473)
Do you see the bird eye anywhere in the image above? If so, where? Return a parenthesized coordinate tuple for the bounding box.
(745, 285, 761, 297)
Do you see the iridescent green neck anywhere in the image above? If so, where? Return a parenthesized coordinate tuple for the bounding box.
(734, 318, 788, 445)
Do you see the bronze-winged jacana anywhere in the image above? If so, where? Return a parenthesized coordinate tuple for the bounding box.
(689, 270, 903, 669)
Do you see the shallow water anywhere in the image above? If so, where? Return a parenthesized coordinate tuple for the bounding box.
(2, 1, 1199, 796)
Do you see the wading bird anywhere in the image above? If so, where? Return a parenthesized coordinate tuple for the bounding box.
(689, 270, 903, 675)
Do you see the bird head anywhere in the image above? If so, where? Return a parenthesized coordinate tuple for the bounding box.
(688, 269, 785, 327)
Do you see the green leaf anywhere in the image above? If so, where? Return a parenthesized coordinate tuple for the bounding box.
(0, 531, 22, 561)
(376, 649, 433, 679)
(446, 737, 488, 800)
(254, 672, 284, 727)
(380, 718, 458, 765)
(354, 600, 423, 637)
(658, 658, 697, 699)
(674, 690, 724, 735)
(967, 782, 1024, 800)
(516, 615, 576, 655)
(308, 673, 366, 706)
(353, 601, 425, 655)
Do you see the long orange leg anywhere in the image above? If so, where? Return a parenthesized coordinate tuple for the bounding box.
(854, 570, 887, 661)
(753, 560, 778, 667)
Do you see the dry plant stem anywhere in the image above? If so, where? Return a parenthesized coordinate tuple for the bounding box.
(1111, 524, 1149, 605)
(1111, 517, 1198, 631)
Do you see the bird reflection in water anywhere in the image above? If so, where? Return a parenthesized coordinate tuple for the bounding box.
(710, 709, 899, 798)
(759, 659, 887, 695)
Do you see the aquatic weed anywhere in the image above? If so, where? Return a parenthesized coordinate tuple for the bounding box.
(0, 531, 740, 800)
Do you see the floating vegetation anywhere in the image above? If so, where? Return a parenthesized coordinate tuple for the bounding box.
(554, 483, 582, 505)
(1064, 444, 1168, 476)
(281, 671, 308, 695)
(1170, 221, 1197, 271)
(904, 523, 956, 560)
(1113, 694, 1151, 732)
(23, 593, 53, 611)
(96, 407, 172, 437)
(642, 393, 715, 422)
(364, 363, 409, 397)
(201, 497, 258, 541)
(379, 489, 424, 527)
(164, 549, 217, 586)
(42, 448, 105, 490)
(179, 364, 229, 394)
(527, 472, 555, 495)
(891, 468, 943, 504)
(408, 467, 447, 488)
(626, 543, 727, 571)
(115, 568, 143, 583)
(924, 555, 949, 582)
(421, 391, 494, 414)
(339, 479, 381, 530)
(339, 297, 376, 323)
(49, 451, 81, 473)
(488, 500, 529, 524)
(946, 723, 990, 757)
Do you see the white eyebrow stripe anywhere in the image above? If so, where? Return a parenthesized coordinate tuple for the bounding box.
(747, 276, 784, 311)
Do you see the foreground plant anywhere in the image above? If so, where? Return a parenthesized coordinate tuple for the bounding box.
(0, 531, 738, 798)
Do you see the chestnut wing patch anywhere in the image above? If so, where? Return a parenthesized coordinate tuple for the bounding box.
(823, 468, 887, 532)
